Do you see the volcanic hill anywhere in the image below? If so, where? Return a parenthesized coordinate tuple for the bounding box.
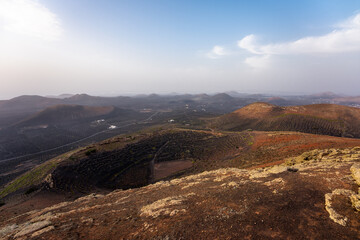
(212, 102, 360, 138)
(2, 127, 360, 204)
(0, 148, 360, 239)
(13, 105, 116, 127)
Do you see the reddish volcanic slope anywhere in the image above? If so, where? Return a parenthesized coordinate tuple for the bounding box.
(213, 102, 360, 138)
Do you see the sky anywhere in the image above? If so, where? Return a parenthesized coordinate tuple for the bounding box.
(0, 0, 360, 99)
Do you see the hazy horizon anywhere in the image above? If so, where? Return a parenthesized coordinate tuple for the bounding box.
(1, 0, 360, 99)
(1, 89, 356, 101)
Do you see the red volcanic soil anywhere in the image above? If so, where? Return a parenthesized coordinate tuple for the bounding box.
(242, 131, 360, 167)
(252, 131, 360, 155)
(208, 131, 360, 171)
(233, 102, 279, 118)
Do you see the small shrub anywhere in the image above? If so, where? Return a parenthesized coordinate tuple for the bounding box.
(25, 186, 38, 195)
(287, 167, 299, 172)
(69, 155, 78, 161)
(85, 148, 97, 156)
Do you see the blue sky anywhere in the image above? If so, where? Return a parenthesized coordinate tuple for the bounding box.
(0, 0, 360, 98)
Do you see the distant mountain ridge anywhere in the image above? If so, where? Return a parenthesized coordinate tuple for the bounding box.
(309, 91, 341, 98)
(2, 92, 360, 131)
(2, 92, 360, 114)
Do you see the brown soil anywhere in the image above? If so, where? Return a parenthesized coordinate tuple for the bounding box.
(0, 191, 68, 223)
(154, 160, 193, 180)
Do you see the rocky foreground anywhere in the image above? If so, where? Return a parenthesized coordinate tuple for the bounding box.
(1, 148, 360, 239)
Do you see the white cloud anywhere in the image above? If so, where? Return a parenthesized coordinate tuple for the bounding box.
(336, 12, 360, 29)
(206, 45, 227, 59)
(238, 13, 360, 55)
(0, 0, 62, 40)
(237, 34, 262, 54)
